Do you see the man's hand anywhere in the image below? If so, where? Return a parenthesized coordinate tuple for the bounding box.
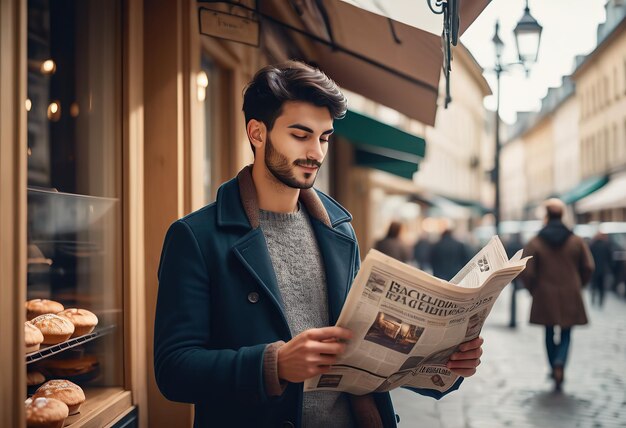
(446, 336, 484, 377)
(277, 326, 352, 383)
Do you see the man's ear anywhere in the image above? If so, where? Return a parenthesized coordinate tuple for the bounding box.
(246, 119, 267, 150)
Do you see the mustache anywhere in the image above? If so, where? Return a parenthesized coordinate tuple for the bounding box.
(294, 159, 322, 168)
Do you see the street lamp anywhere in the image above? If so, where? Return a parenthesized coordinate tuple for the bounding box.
(492, 0, 542, 327)
(492, 0, 542, 236)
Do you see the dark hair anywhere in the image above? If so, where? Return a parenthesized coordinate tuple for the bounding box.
(242, 61, 347, 151)
(386, 221, 402, 239)
(546, 205, 563, 221)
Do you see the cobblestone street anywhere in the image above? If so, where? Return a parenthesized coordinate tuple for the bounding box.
(391, 287, 626, 428)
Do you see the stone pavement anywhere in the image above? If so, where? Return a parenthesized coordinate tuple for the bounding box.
(391, 287, 626, 428)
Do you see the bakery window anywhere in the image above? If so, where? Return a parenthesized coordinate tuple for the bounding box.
(25, 0, 125, 426)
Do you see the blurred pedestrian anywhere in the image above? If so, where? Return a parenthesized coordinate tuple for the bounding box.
(430, 228, 469, 281)
(374, 221, 412, 263)
(505, 233, 524, 328)
(520, 199, 594, 391)
(413, 232, 432, 272)
(589, 232, 612, 307)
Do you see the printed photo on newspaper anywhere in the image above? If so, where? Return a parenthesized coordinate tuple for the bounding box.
(303, 236, 530, 396)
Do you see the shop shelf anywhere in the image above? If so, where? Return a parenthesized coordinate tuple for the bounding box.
(26, 325, 116, 365)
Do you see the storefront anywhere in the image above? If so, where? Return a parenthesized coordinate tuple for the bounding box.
(2, 0, 146, 426)
(1, 0, 260, 426)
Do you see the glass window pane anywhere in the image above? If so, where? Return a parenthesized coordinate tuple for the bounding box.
(26, 0, 124, 410)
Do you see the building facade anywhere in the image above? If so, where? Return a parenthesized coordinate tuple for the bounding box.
(573, 2, 626, 221)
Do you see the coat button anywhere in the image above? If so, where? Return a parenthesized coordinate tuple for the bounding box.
(247, 292, 260, 303)
(281, 422, 295, 428)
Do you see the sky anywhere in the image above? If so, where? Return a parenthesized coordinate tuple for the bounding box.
(461, 0, 608, 124)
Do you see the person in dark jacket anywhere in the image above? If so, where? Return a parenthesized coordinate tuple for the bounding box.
(505, 233, 524, 327)
(413, 232, 433, 272)
(520, 199, 594, 391)
(154, 61, 484, 428)
(589, 232, 612, 307)
(430, 229, 469, 281)
(374, 221, 412, 262)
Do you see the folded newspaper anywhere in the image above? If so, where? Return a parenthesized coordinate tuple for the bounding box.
(304, 236, 530, 395)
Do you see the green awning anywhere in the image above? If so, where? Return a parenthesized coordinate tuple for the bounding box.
(354, 150, 419, 179)
(334, 110, 425, 179)
(443, 195, 492, 215)
(560, 175, 609, 204)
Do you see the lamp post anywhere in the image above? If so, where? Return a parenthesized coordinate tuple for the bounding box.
(492, 0, 542, 327)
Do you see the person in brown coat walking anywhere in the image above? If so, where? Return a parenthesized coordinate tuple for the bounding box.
(520, 199, 594, 391)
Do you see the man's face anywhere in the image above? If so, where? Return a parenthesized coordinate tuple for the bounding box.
(262, 101, 333, 189)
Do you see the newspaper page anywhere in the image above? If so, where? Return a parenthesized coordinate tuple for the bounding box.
(304, 236, 529, 395)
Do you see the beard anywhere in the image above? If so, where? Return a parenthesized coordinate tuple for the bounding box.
(264, 134, 322, 189)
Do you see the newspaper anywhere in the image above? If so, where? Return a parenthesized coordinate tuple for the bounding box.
(304, 236, 529, 395)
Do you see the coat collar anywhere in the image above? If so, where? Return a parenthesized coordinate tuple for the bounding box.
(222, 165, 357, 332)
(216, 165, 351, 230)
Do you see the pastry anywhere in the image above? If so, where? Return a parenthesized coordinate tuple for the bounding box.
(30, 314, 74, 345)
(25, 321, 44, 353)
(57, 308, 98, 337)
(33, 379, 86, 415)
(26, 299, 64, 321)
(38, 355, 99, 378)
(27, 371, 46, 387)
(25, 396, 69, 428)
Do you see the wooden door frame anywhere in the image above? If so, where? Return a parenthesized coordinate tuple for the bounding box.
(0, 0, 27, 425)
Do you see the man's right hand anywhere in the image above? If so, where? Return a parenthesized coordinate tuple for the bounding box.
(277, 326, 352, 383)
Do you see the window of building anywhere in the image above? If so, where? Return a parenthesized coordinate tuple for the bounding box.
(613, 123, 618, 166)
(614, 67, 619, 100)
(623, 59, 626, 96)
(26, 0, 124, 416)
(580, 138, 584, 176)
(199, 54, 217, 204)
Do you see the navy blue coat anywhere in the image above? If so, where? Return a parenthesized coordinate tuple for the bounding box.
(154, 167, 457, 427)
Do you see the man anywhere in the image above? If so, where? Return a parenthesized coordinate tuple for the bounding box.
(430, 228, 469, 282)
(374, 221, 412, 263)
(589, 232, 612, 308)
(154, 61, 483, 428)
(413, 232, 433, 273)
(505, 233, 524, 328)
(520, 198, 594, 391)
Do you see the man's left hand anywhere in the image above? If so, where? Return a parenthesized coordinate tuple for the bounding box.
(446, 336, 483, 377)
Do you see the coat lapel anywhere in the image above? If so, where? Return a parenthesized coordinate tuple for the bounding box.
(310, 218, 358, 325)
(219, 165, 357, 331)
(231, 229, 291, 335)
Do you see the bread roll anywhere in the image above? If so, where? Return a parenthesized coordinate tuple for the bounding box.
(25, 299, 64, 321)
(38, 355, 99, 378)
(25, 396, 69, 428)
(25, 321, 44, 353)
(33, 379, 86, 416)
(57, 308, 99, 337)
(31, 314, 74, 345)
(27, 371, 46, 387)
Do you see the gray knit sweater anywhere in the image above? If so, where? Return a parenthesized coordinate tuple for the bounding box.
(259, 205, 354, 428)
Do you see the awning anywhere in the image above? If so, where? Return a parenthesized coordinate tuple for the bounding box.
(441, 195, 491, 215)
(198, 0, 490, 126)
(427, 195, 473, 219)
(576, 172, 626, 213)
(410, 193, 477, 219)
(334, 110, 425, 179)
(560, 175, 609, 204)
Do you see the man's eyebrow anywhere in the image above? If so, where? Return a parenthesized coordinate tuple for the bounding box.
(287, 124, 334, 135)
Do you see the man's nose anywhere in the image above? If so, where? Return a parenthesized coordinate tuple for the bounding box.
(306, 139, 324, 162)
